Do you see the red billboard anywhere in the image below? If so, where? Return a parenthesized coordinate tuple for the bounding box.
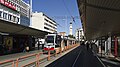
(0, 0, 16, 10)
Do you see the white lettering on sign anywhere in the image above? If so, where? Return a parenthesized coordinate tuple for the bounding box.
(0, 0, 16, 11)
(5, 1, 8, 5)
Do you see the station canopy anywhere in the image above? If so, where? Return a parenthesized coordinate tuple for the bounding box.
(77, 0, 120, 39)
(0, 19, 48, 38)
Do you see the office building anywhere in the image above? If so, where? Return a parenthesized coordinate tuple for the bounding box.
(31, 12, 57, 33)
(0, 0, 30, 26)
(75, 28, 84, 41)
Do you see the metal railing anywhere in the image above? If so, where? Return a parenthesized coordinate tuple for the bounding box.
(0, 43, 79, 67)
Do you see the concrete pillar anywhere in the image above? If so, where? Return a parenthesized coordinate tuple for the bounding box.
(114, 37, 118, 57)
(105, 40, 108, 55)
(108, 37, 111, 54)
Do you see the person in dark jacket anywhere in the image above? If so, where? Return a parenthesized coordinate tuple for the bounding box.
(80, 41, 85, 46)
(86, 42, 90, 50)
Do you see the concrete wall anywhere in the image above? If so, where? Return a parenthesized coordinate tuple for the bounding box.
(31, 12, 57, 33)
(31, 12, 44, 30)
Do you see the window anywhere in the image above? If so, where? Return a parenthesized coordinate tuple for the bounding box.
(13, 16, 16, 22)
(16, 5, 20, 11)
(3, 12, 7, 19)
(8, 14, 12, 20)
(16, 17, 19, 23)
(0, 11, 2, 18)
(44, 27, 49, 30)
(46, 36, 54, 43)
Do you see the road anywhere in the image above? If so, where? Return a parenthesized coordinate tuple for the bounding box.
(46, 45, 104, 67)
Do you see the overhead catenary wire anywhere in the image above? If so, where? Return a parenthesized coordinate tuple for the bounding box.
(62, 0, 76, 24)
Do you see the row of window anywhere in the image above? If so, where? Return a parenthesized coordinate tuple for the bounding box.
(44, 27, 56, 33)
(20, 15, 30, 26)
(2, 0, 29, 17)
(0, 11, 19, 23)
(44, 18, 57, 26)
(44, 23, 56, 30)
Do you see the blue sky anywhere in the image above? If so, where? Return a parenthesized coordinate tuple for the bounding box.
(24, 0, 82, 35)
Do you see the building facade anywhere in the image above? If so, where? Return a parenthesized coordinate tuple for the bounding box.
(0, 0, 30, 26)
(0, 0, 31, 55)
(31, 12, 57, 33)
(75, 28, 84, 41)
(59, 32, 66, 36)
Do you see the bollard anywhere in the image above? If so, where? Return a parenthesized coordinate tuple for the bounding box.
(16, 58, 19, 67)
(47, 50, 50, 61)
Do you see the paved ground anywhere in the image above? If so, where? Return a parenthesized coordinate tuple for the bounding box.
(97, 54, 120, 67)
(0, 45, 79, 67)
(0, 47, 49, 67)
(39, 45, 80, 67)
(1, 44, 119, 67)
(46, 45, 104, 67)
(0, 50, 42, 61)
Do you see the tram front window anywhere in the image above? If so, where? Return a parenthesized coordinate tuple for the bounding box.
(46, 36, 54, 43)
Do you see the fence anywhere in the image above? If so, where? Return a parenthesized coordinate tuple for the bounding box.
(0, 43, 79, 67)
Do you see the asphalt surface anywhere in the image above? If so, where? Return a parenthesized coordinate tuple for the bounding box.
(99, 56, 120, 67)
(46, 45, 104, 67)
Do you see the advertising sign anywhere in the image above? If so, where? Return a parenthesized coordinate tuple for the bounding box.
(0, 0, 4, 4)
(0, 0, 16, 10)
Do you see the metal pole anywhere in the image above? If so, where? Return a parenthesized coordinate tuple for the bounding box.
(30, 0, 32, 26)
(114, 37, 118, 57)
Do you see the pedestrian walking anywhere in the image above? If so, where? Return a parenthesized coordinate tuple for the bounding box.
(80, 41, 85, 46)
(86, 42, 89, 50)
(38, 41, 41, 50)
(26, 46, 29, 52)
(90, 43, 93, 50)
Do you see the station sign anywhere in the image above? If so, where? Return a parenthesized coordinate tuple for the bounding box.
(0, 0, 16, 10)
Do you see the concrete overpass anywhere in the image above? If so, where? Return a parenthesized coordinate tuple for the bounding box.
(77, 0, 120, 40)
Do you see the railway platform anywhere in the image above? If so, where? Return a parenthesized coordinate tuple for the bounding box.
(0, 43, 79, 67)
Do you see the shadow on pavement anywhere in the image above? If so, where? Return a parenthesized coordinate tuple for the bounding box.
(98, 56, 120, 67)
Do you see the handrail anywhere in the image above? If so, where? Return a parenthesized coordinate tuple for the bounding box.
(22, 60, 36, 67)
(0, 59, 15, 64)
(22, 56, 49, 67)
(19, 53, 37, 60)
(19, 52, 43, 60)
(22, 50, 55, 67)
(0, 43, 79, 67)
(0, 52, 43, 67)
